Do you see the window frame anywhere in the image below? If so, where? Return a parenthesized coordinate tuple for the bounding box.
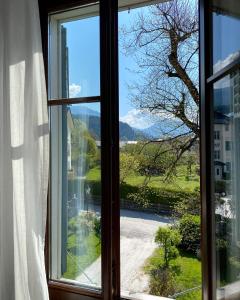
(38, 0, 224, 299)
(40, 0, 119, 299)
(200, 0, 240, 299)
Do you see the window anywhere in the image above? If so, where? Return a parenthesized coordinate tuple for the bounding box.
(214, 131, 220, 140)
(225, 141, 231, 151)
(48, 4, 103, 296)
(47, 0, 202, 299)
(226, 162, 231, 173)
(214, 150, 220, 160)
(39, 0, 240, 299)
(200, 1, 240, 299)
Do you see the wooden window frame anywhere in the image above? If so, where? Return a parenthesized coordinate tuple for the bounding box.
(200, 0, 240, 299)
(38, 0, 231, 299)
(39, 0, 119, 299)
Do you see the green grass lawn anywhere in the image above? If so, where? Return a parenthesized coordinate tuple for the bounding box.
(145, 249, 202, 300)
(64, 233, 101, 280)
(173, 251, 202, 300)
(86, 165, 199, 193)
(86, 166, 101, 181)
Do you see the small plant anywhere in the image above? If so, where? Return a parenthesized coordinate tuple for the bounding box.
(93, 216, 101, 240)
(155, 226, 182, 268)
(149, 266, 176, 297)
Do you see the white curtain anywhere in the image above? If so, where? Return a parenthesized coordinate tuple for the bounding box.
(0, 0, 49, 299)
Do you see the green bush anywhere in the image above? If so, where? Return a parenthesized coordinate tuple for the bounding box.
(149, 266, 176, 297)
(155, 226, 182, 267)
(67, 178, 199, 209)
(123, 183, 198, 207)
(178, 214, 201, 254)
(173, 191, 200, 216)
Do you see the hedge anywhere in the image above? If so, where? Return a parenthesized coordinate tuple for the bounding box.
(68, 179, 199, 207)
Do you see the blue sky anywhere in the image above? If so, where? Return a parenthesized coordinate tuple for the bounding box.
(213, 13, 240, 66)
(63, 2, 240, 128)
(64, 8, 145, 124)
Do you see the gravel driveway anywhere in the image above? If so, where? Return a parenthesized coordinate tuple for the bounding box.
(77, 209, 172, 294)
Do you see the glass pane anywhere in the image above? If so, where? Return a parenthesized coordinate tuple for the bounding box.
(212, 1, 240, 73)
(119, 0, 201, 298)
(49, 7, 100, 99)
(50, 103, 101, 290)
(213, 73, 240, 299)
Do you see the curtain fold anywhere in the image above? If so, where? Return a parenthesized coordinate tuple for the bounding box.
(0, 0, 49, 299)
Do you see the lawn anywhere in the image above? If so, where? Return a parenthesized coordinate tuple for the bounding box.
(173, 251, 202, 300)
(64, 233, 101, 280)
(145, 249, 202, 300)
(86, 165, 200, 193)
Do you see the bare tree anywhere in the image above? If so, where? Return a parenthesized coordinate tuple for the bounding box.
(121, 0, 199, 176)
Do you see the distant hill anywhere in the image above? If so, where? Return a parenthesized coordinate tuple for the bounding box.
(140, 121, 188, 139)
(70, 105, 190, 141)
(71, 106, 147, 140)
(71, 105, 100, 117)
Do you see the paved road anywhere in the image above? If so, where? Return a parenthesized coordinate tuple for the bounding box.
(77, 209, 172, 294)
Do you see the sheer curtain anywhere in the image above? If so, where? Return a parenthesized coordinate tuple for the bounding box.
(0, 0, 49, 299)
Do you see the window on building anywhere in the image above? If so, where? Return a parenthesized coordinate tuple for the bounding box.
(214, 130, 220, 140)
(214, 150, 220, 160)
(225, 141, 231, 151)
(226, 162, 231, 173)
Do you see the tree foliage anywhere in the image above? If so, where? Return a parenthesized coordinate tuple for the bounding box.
(122, 142, 176, 181)
(120, 152, 139, 184)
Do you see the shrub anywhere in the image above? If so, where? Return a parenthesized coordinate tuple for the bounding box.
(149, 267, 176, 297)
(68, 178, 200, 210)
(155, 227, 182, 267)
(178, 214, 200, 254)
(172, 191, 200, 216)
(124, 184, 199, 207)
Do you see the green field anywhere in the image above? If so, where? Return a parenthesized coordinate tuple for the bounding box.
(86, 165, 199, 193)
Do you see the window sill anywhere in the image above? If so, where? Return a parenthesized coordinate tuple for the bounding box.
(217, 281, 240, 300)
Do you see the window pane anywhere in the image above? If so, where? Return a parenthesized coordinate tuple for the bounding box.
(213, 73, 240, 299)
(119, 0, 201, 298)
(49, 7, 100, 99)
(50, 103, 101, 290)
(211, 1, 240, 73)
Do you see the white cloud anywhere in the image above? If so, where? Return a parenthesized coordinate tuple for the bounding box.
(120, 109, 156, 129)
(214, 51, 240, 74)
(69, 83, 81, 98)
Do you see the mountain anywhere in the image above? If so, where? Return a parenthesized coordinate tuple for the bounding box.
(141, 121, 189, 139)
(70, 105, 190, 140)
(71, 105, 100, 117)
(70, 105, 147, 140)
